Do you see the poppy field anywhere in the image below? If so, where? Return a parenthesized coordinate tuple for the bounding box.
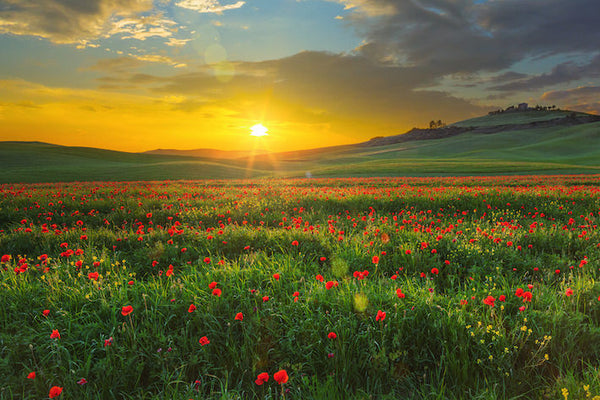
(2, 175, 600, 399)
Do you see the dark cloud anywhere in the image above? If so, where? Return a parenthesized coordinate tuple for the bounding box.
(338, 0, 600, 77)
(0, 0, 152, 43)
(542, 85, 600, 102)
(490, 55, 600, 92)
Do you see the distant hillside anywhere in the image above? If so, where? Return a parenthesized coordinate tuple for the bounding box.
(2, 109, 600, 182)
(143, 148, 266, 159)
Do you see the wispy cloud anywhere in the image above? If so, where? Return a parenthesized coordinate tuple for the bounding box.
(176, 0, 246, 14)
(107, 14, 177, 41)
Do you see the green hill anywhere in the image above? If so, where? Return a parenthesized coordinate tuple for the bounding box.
(2, 110, 600, 182)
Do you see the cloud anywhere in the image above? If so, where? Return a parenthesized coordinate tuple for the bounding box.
(130, 54, 187, 68)
(0, 0, 153, 43)
(541, 86, 600, 114)
(106, 13, 177, 40)
(165, 37, 191, 47)
(175, 0, 245, 13)
(490, 55, 600, 92)
(329, 0, 600, 78)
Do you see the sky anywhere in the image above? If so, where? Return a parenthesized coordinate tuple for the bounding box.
(1, 0, 599, 153)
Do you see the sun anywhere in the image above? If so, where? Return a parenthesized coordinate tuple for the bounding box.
(250, 123, 268, 137)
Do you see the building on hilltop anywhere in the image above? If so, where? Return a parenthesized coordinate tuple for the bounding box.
(518, 103, 528, 111)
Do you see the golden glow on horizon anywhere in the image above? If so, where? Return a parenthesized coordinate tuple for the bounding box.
(249, 123, 268, 137)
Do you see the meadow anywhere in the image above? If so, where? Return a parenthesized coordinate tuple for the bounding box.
(1, 175, 600, 399)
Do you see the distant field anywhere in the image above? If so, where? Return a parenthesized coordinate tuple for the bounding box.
(1, 111, 599, 183)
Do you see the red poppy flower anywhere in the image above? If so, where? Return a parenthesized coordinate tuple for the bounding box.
(88, 272, 99, 281)
(376, 310, 386, 321)
(208, 281, 218, 289)
(77, 378, 87, 385)
(43, 309, 50, 317)
(315, 274, 324, 282)
(188, 304, 197, 313)
(325, 281, 336, 290)
(262, 296, 269, 302)
(274, 369, 289, 384)
(273, 273, 280, 281)
(49, 386, 63, 398)
(50, 329, 61, 339)
(212, 288, 222, 297)
(498, 295, 506, 302)
(255, 372, 269, 385)
(291, 240, 299, 246)
(396, 288, 405, 298)
(235, 312, 244, 321)
(328, 332, 337, 339)
(483, 296, 495, 307)
(199, 336, 210, 346)
(565, 288, 573, 297)
(515, 288, 524, 297)
(0, 254, 10, 263)
(431, 267, 439, 275)
(372, 256, 379, 264)
(27, 371, 35, 379)
(204, 257, 211, 263)
(121, 305, 133, 316)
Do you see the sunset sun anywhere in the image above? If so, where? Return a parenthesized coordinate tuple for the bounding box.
(250, 124, 268, 137)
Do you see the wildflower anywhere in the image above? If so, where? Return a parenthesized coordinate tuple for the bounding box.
(212, 288, 222, 297)
(274, 369, 289, 384)
(188, 304, 197, 313)
(43, 309, 50, 317)
(49, 386, 63, 398)
(391, 274, 397, 280)
(291, 240, 299, 246)
(498, 295, 506, 302)
(104, 337, 113, 347)
(199, 336, 210, 346)
(27, 371, 35, 379)
(77, 378, 87, 385)
(325, 281, 337, 290)
(328, 353, 335, 358)
(50, 329, 61, 339)
(88, 272, 99, 281)
(273, 273, 280, 281)
(204, 257, 211, 263)
(255, 372, 269, 385)
(208, 281, 218, 289)
(315, 274, 324, 282)
(1, 254, 10, 263)
(372, 256, 379, 264)
(565, 288, 573, 297)
(431, 267, 439, 275)
(235, 312, 244, 321)
(262, 296, 269, 302)
(483, 296, 495, 307)
(121, 305, 133, 316)
(328, 332, 337, 339)
(396, 288, 405, 298)
(522, 291, 532, 302)
(376, 310, 386, 321)
(515, 288, 524, 297)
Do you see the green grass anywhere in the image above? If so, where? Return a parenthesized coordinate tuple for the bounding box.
(1, 176, 600, 399)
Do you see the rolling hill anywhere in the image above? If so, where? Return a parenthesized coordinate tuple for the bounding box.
(1, 110, 600, 183)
